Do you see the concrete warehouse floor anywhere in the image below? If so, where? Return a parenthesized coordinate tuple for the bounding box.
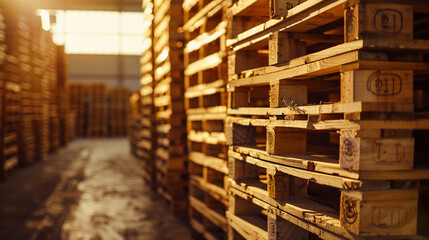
(0, 139, 193, 240)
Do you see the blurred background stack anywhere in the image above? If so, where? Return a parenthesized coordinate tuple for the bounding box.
(0, 0, 73, 178)
(68, 83, 87, 137)
(16, 6, 36, 165)
(139, 0, 157, 190)
(152, 0, 187, 215)
(0, 9, 5, 178)
(47, 33, 59, 152)
(86, 83, 108, 137)
(108, 87, 130, 136)
(183, 0, 230, 237)
(56, 45, 70, 145)
(36, 26, 52, 161)
(1, 1, 22, 176)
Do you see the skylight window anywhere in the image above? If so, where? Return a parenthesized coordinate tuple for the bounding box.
(39, 10, 145, 55)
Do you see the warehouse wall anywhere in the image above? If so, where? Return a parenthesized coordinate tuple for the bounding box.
(68, 54, 140, 90)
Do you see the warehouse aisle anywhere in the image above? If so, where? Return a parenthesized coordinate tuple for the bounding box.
(0, 139, 193, 240)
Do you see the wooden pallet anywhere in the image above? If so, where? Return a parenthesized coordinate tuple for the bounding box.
(47, 33, 60, 152)
(226, 0, 429, 238)
(139, 0, 157, 191)
(228, 152, 429, 239)
(86, 83, 108, 137)
(152, 0, 188, 215)
(16, 8, 36, 164)
(57, 45, 70, 146)
(37, 27, 54, 160)
(1, 58, 20, 176)
(183, 0, 232, 237)
(69, 83, 87, 137)
(0, 2, 22, 175)
(108, 87, 129, 136)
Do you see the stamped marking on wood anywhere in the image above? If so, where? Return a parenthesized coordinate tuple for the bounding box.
(372, 142, 405, 162)
(372, 207, 408, 228)
(346, 14, 358, 38)
(342, 196, 358, 224)
(341, 138, 358, 163)
(367, 72, 402, 96)
(268, 207, 276, 239)
(374, 9, 403, 34)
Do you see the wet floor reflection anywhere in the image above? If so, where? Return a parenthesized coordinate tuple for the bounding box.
(0, 139, 193, 240)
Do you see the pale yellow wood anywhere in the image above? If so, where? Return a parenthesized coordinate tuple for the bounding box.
(266, 127, 307, 154)
(183, 0, 225, 31)
(185, 52, 223, 76)
(345, 3, 413, 42)
(185, 79, 226, 98)
(188, 130, 226, 144)
(269, 83, 307, 108)
(340, 190, 418, 236)
(268, 32, 306, 65)
(189, 151, 229, 174)
(341, 70, 413, 103)
(339, 129, 414, 171)
(185, 21, 227, 54)
(227, 102, 414, 116)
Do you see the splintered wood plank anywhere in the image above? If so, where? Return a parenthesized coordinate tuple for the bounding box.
(228, 102, 414, 116)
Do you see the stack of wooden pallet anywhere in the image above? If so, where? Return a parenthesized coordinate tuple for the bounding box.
(108, 87, 130, 136)
(0, 1, 21, 176)
(226, 0, 429, 239)
(129, 91, 142, 157)
(0, 9, 5, 176)
(183, 0, 230, 237)
(140, 0, 157, 189)
(57, 45, 70, 146)
(152, 0, 188, 214)
(0, 2, 72, 178)
(66, 111, 76, 142)
(69, 83, 87, 137)
(36, 26, 53, 161)
(16, 6, 36, 165)
(128, 92, 148, 164)
(86, 83, 108, 137)
(129, 91, 140, 117)
(47, 34, 60, 152)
